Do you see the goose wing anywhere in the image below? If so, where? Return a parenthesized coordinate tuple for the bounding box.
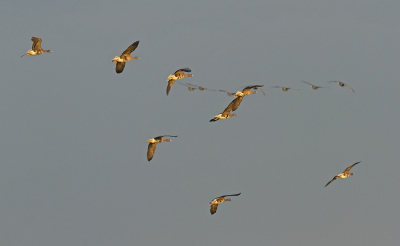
(166, 79, 175, 95)
(175, 67, 191, 73)
(147, 143, 157, 161)
(219, 193, 241, 198)
(344, 161, 361, 173)
(211, 193, 241, 202)
(210, 204, 219, 214)
(31, 37, 42, 51)
(224, 96, 243, 112)
(257, 87, 265, 95)
(121, 41, 139, 56)
(301, 80, 315, 86)
(344, 83, 355, 92)
(154, 135, 177, 140)
(325, 176, 338, 187)
(115, 62, 126, 74)
(243, 85, 264, 90)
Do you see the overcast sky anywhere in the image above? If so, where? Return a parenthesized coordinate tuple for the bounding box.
(1, 1, 400, 246)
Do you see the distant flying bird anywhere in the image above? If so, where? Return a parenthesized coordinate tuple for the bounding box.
(218, 90, 236, 97)
(325, 161, 361, 187)
(235, 85, 264, 97)
(210, 85, 262, 121)
(112, 41, 140, 74)
(328, 81, 355, 93)
(167, 68, 193, 95)
(147, 135, 177, 161)
(177, 81, 197, 91)
(21, 37, 52, 57)
(185, 83, 217, 91)
(209, 97, 241, 122)
(210, 193, 241, 215)
(271, 86, 299, 91)
(301, 80, 327, 90)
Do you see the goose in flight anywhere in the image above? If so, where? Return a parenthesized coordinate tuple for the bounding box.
(21, 37, 52, 57)
(235, 85, 264, 97)
(147, 135, 177, 161)
(209, 97, 241, 122)
(210, 193, 241, 215)
(271, 86, 299, 91)
(328, 81, 355, 93)
(185, 83, 217, 91)
(167, 68, 193, 95)
(112, 41, 140, 74)
(177, 81, 197, 91)
(301, 80, 327, 90)
(325, 161, 361, 187)
(218, 90, 236, 97)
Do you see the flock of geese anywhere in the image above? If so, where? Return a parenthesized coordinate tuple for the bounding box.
(22, 37, 360, 215)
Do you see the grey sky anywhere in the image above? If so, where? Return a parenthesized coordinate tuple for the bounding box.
(1, 1, 400, 246)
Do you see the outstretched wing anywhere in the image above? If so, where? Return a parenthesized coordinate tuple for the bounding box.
(301, 80, 315, 86)
(31, 37, 42, 51)
(155, 135, 177, 139)
(325, 176, 338, 187)
(166, 79, 175, 95)
(224, 96, 243, 112)
(344, 84, 355, 93)
(257, 87, 265, 95)
(121, 41, 139, 56)
(211, 193, 241, 201)
(244, 85, 264, 90)
(147, 143, 157, 161)
(175, 67, 191, 73)
(115, 62, 126, 74)
(210, 204, 219, 215)
(344, 161, 361, 173)
(153, 135, 177, 140)
(220, 193, 241, 198)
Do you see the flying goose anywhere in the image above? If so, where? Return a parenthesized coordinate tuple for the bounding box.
(234, 85, 264, 97)
(112, 41, 139, 74)
(210, 193, 241, 215)
(21, 37, 52, 57)
(147, 135, 177, 161)
(301, 80, 327, 90)
(185, 83, 217, 91)
(177, 81, 197, 91)
(209, 97, 242, 122)
(271, 86, 299, 91)
(218, 90, 236, 97)
(211, 85, 262, 121)
(328, 81, 355, 93)
(325, 161, 361, 187)
(167, 68, 193, 95)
